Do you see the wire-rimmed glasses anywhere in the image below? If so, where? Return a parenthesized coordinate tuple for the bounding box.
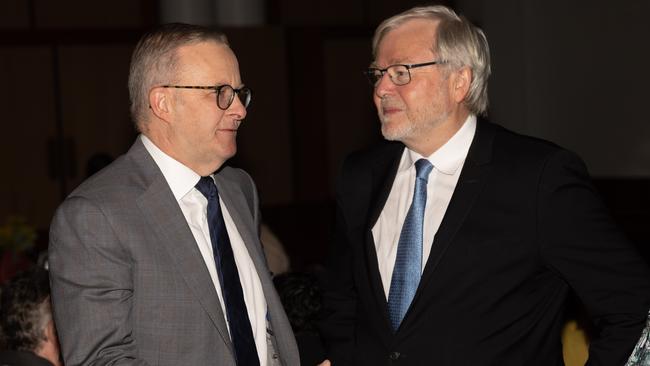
(365, 60, 444, 87)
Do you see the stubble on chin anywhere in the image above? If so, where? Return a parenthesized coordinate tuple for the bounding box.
(380, 120, 398, 141)
(378, 97, 412, 141)
(379, 114, 413, 142)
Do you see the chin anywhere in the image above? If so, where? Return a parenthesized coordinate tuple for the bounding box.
(382, 130, 405, 142)
(213, 139, 237, 157)
(381, 122, 411, 142)
(223, 147, 237, 161)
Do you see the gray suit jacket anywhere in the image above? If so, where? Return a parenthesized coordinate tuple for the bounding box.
(49, 137, 299, 366)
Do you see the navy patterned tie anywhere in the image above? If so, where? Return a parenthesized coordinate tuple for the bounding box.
(195, 176, 259, 366)
(387, 158, 433, 332)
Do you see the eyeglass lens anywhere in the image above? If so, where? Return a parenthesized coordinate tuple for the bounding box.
(217, 85, 252, 110)
(367, 65, 411, 86)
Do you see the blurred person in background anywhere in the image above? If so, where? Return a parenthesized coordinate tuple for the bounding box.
(0, 267, 61, 366)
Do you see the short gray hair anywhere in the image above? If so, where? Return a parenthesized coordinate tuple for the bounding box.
(372, 5, 491, 116)
(128, 23, 229, 130)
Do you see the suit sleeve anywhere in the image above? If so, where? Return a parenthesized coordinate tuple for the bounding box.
(537, 149, 650, 365)
(48, 196, 150, 366)
(318, 158, 359, 365)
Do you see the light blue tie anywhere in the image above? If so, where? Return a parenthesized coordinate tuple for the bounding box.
(387, 158, 433, 332)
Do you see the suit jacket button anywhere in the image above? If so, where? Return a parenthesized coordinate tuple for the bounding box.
(389, 351, 400, 360)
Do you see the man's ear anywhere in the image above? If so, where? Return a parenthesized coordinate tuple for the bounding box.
(451, 66, 472, 104)
(44, 318, 56, 341)
(148, 87, 172, 122)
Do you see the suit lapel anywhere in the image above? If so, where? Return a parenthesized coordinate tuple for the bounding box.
(367, 144, 405, 228)
(365, 143, 405, 331)
(213, 171, 267, 282)
(403, 120, 496, 328)
(215, 169, 300, 363)
(129, 139, 234, 352)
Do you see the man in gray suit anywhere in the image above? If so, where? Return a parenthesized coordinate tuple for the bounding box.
(48, 23, 299, 366)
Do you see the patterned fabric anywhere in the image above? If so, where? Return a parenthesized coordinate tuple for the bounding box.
(387, 159, 433, 332)
(626, 312, 650, 366)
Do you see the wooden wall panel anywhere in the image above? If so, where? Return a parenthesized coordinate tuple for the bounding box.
(323, 37, 380, 191)
(226, 27, 294, 205)
(34, 0, 145, 28)
(0, 46, 59, 229)
(0, 0, 30, 29)
(57, 44, 137, 190)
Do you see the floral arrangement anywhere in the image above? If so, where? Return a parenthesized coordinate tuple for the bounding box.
(0, 216, 37, 254)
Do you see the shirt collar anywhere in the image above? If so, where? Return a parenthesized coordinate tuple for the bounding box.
(404, 114, 477, 175)
(141, 134, 201, 201)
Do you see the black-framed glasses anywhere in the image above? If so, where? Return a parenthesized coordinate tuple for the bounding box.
(161, 84, 252, 110)
(365, 60, 444, 87)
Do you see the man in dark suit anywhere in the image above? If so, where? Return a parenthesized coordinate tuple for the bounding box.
(48, 24, 299, 366)
(319, 5, 650, 365)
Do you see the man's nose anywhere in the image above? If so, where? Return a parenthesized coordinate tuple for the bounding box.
(228, 94, 247, 120)
(374, 72, 395, 99)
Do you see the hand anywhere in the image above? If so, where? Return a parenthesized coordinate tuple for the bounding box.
(317, 360, 331, 366)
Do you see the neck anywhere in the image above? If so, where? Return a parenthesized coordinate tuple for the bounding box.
(35, 321, 61, 366)
(407, 109, 470, 156)
(35, 345, 60, 366)
(143, 129, 224, 177)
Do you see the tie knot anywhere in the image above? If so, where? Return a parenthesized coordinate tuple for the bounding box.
(195, 176, 217, 199)
(414, 159, 433, 181)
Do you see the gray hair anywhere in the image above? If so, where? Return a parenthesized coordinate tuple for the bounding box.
(372, 5, 491, 116)
(128, 23, 229, 130)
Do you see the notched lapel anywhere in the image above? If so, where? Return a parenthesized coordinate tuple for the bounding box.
(364, 144, 404, 332)
(137, 176, 234, 352)
(423, 159, 488, 279)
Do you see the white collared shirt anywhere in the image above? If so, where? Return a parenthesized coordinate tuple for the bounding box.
(141, 135, 268, 365)
(372, 115, 477, 299)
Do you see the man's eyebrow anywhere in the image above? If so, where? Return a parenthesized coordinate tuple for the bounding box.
(214, 81, 245, 87)
(370, 59, 411, 68)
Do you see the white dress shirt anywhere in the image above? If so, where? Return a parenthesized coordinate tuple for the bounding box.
(142, 135, 268, 365)
(372, 115, 477, 299)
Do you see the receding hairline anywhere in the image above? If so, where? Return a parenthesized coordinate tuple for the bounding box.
(165, 40, 238, 84)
